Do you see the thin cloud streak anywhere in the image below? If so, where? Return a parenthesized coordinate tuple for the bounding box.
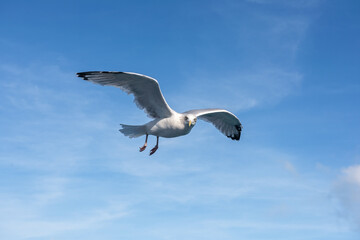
(171, 1, 309, 113)
(0, 201, 128, 239)
(333, 165, 360, 230)
(172, 68, 302, 112)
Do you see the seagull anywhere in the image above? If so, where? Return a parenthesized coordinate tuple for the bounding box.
(77, 71, 242, 155)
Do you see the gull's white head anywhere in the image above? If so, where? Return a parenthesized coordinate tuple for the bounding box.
(184, 114, 197, 127)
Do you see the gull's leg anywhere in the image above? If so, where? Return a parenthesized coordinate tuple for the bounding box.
(139, 134, 148, 152)
(149, 136, 159, 156)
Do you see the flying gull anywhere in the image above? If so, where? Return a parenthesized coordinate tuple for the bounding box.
(77, 71, 242, 155)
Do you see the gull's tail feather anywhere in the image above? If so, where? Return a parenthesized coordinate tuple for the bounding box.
(119, 124, 146, 138)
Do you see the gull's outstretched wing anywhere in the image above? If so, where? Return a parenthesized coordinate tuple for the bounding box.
(184, 108, 242, 140)
(77, 71, 175, 118)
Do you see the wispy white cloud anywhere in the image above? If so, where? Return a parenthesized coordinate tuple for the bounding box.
(0, 173, 128, 239)
(214, 0, 313, 61)
(170, 1, 312, 113)
(0, 197, 128, 239)
(203, 218, 347, 232)
(111, 157, 205, 177)
(0, 63, 119, 173)
(261, 15, 310, 59)
(104, 144, 327, 208)
(0, 63, 93, 113)
(33, 176, 69, 204)
(172, 68, 302, 113)
(282, 159, 298, 175)
(246, 0, 324, 8)
(333, 165, 360, 230)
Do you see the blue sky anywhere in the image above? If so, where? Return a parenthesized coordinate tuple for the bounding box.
(0, 0, 360, 239)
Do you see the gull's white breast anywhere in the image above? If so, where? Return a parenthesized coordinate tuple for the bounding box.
(146, 115, 193, 138)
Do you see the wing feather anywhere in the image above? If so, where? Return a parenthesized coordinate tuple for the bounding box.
(184, 108, 242, 141)
(77, 71, 175, 118)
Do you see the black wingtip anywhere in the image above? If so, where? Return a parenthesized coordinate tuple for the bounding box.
(227, 124, 242, 141)
(76, 72, 90, 80)
(76, 71, 126, 80)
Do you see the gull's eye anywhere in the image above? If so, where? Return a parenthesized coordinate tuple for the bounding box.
(185, 116, 188, 121)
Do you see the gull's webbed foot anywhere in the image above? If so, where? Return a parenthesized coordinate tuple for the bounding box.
(139, 134, 148, 152)
(149, 145, 158, 156)
(139, 144, 147, 152)
(149, 136, 159, 156)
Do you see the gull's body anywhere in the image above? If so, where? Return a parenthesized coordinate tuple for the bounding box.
(145, 114, 193, 138)
(77, 71, 242, 155)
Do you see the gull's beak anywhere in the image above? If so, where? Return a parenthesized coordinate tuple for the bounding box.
(189, 120, 192, 127)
